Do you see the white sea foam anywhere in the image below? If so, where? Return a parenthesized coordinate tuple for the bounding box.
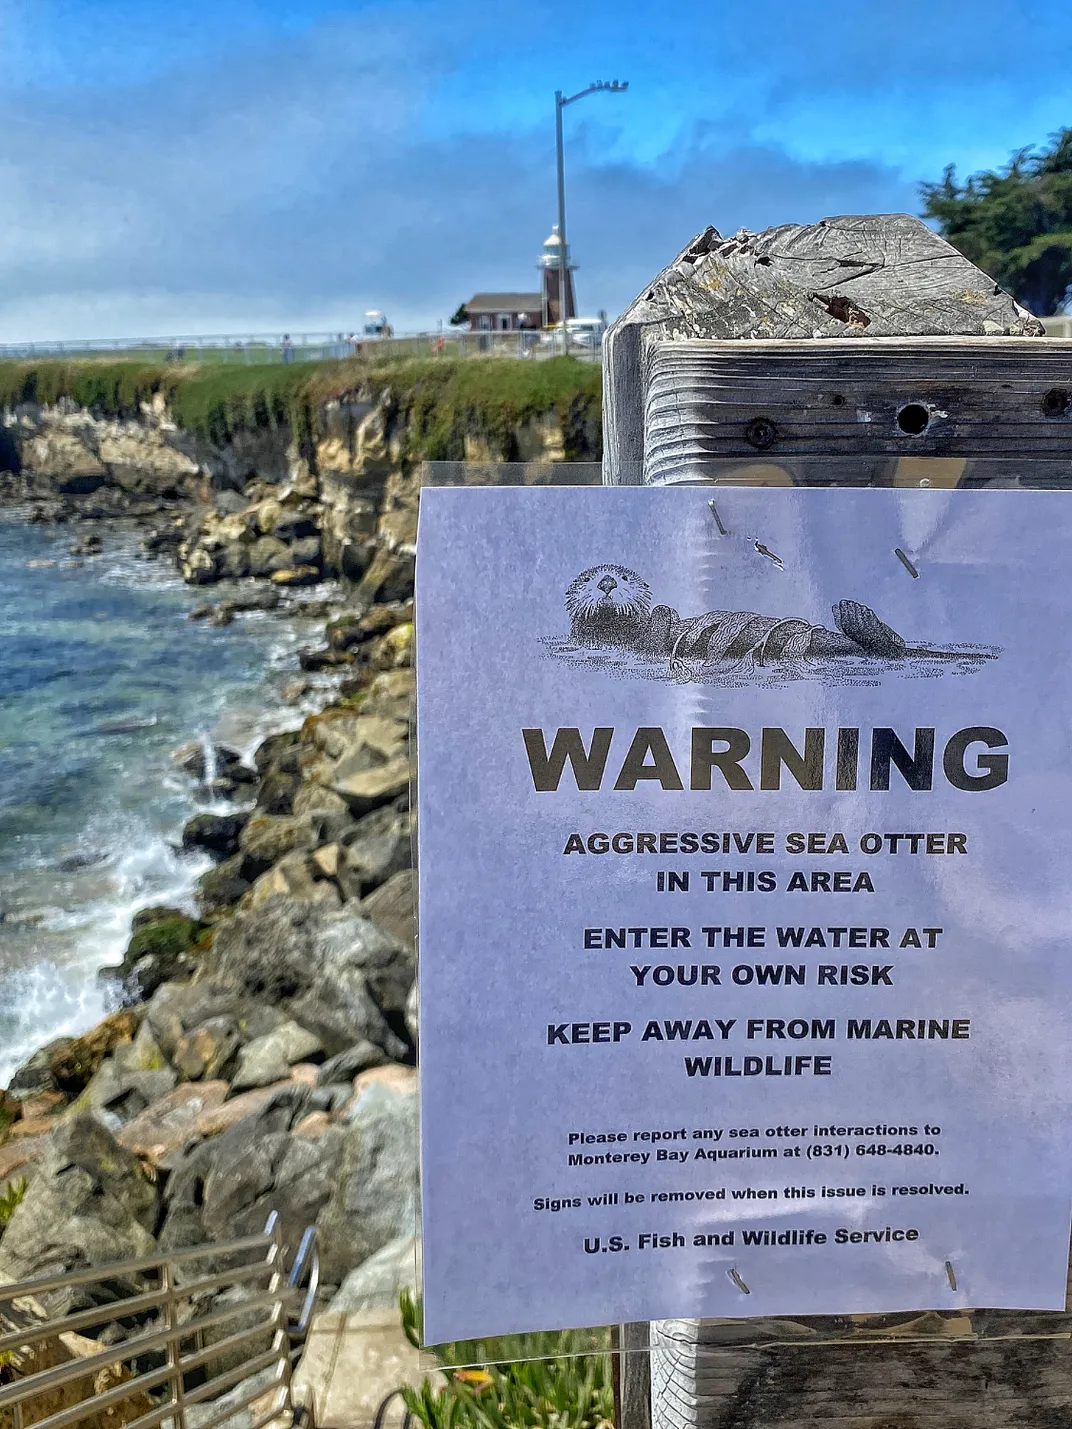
(0, 514, 349, 1086)
(0, 810, 214, 1084)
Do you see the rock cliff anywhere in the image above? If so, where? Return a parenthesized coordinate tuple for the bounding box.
(0, 356, 602, 1358)
(0, 357, 602, 589)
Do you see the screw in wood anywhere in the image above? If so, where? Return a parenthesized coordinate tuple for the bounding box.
(708, 500, 728, 535)
(728, 1268, 751, 1295)
(894, 548, 920, 578)
(744, 417, 777, 450)
(754, 541, 783, 570)
(945, 1261, 958, 1290)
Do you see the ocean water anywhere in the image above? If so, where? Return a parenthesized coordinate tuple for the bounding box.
(0, 516, 333, 1084)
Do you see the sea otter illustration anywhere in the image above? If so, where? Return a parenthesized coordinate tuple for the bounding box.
(564, 563, 963, 669)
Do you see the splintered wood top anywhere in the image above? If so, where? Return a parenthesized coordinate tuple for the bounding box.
(603, 215, 1066, 482)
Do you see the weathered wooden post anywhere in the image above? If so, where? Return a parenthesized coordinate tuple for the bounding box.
(415, 209, 1072, 1429)
(602, 211, 1072, 1429)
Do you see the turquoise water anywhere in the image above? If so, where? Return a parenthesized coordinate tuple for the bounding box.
(0, 517, 330, 1082)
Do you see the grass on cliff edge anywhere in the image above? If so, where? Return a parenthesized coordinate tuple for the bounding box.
(0, 355, 602, 459)
(399, 1291, 614, 1429)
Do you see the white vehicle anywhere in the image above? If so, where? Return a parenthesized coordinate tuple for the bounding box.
(540, 316, 607, 351)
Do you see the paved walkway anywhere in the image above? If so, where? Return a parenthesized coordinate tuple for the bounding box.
(293, 1310, 442, 1429)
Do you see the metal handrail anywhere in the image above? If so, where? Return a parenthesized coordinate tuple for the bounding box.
(0, 1213, 319, 1429)
(0, 1231, 279, 1302)
(0, 328, 601, 364)
(286, 1228, 319, 1341)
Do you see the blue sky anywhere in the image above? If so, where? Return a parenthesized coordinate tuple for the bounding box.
(2, 0, 1071, 340)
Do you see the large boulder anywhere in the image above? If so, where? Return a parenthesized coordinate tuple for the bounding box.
(172, 1015, 242, 1081)
(231, 1022, 325, 1092)
(254, 770, 299, 815)
(298, 710, 410, 814)
(253, 730, 301, 777)
(359, 669, 415, 723)
(317, 1041, 388, 1085)
(161, 1087, 344, 1255)
(337, 804, 412, 900)
(81, 1059, 177, 1123)
(182, 812, 249, 859)
(360, 869, 415, 950)
(332, 759, 409, 815)
(273, 511, 319, 542)
(363, 623, 414, 673)
(328, 1233, 420, 1314)
(197, 855, 252, 919)
(247, 535, 291, 577)
(205, 898, 412, 1058)
(353, 547, 415, 607)
(0, 1116, 158, 1284)
(116, 1081, 230, 1162)
(316, 1074, 418, 1285)
(289, 536, 322, 568)
(104, 911, 207, 999)
(47, 1010, 141, 1097)
(291, 783, 351, 820)
(243, 852, 340, 910)
(145, 981, 287, 1064)
(6, 1038, 75, 1100)
(238, 813, 319, 878)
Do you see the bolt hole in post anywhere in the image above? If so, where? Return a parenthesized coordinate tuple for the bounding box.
(896, 403, 931, 435)
(1042, 387, 1070, 418)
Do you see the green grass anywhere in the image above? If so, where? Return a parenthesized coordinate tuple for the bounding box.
(354, 356, 603, 460)
(0, 360, 178, 416)
(0, 1180, 29, 1229)
(0, 355, 602, 460)
(398, 1292, 614, 1429)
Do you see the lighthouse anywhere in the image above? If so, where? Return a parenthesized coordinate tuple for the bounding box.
(539, 225, 576, 329)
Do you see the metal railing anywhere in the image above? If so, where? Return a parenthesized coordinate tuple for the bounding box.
(0, 330, 601, 365)
(0, 1215, 318, 1429)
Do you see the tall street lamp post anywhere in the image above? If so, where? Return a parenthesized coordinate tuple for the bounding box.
(555, 79, 628, 354)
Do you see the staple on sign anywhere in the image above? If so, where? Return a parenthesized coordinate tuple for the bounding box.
(894, 547, 920, 579)
(945, 1261, 957, 1290)
(728, 1267, 751, 1295)
(708, 500, 728, 536)
(755, 541, 783, 570)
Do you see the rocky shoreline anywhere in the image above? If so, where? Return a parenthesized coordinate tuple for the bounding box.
(0, 573, 420, 1314)
(0, 385, 449, 1338)
(0, 363, 602, 1348)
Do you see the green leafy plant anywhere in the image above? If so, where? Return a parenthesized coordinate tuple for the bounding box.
(0, 1179, 29, 1229)
(398, 1291, 614, 1429)
(922, 129, 1072, 315)
(0, 354, 602, 462)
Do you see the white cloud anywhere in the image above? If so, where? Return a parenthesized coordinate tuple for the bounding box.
(0, 4, 918, 341)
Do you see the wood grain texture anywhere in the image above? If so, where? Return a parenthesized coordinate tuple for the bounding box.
(603, 214, 1047, 484)
(620, 1322, 652, 1429)
(643, 339, 1072, 481)
(650, 1318, 1072, 1429)
(603, 212, 1072, 1427)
